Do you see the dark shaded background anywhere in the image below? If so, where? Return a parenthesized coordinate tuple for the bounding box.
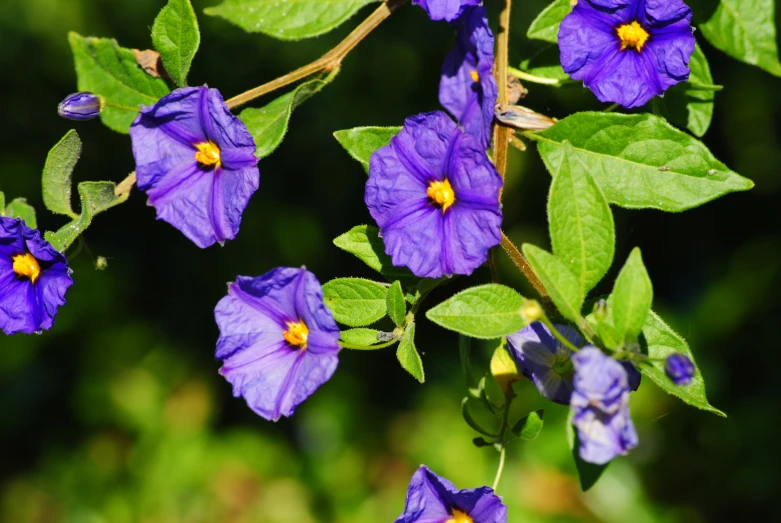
(0, 0, 779, 521)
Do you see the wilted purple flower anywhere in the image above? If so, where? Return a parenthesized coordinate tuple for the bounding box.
(440, 5, 497, 148)
(395, 466, 507, 523)
(0, 217, 73, 335)
(558, 0, 696, 108)
(130, 86, 259, 248)
(58, 92, 102, 121)
(365, 111, 502, 278)
(571, 347, 638, 465)
(665, 353, 695, 385)
(412, 0, 480, 22)
(506, 322, 582, 405)
(214, 267, 340, 421)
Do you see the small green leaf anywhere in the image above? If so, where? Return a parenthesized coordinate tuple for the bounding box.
(512, 409, 544, 441)
(611, 248, 653, 341)
(333, 126, 401, 173)
(566, 410, 608, 491)
(45, 181, 129, 252)
(397, 322, 424, 383)
(461, 397, 498, 437)
(527, 0, 572, 43)
(640, 311, 725, 416)
(548, 142, 615, 297)
(340, 328, 382, 346)
(151, 0, 200, 87)
(69, 32, 170, 133)
(332, 225, 417, 282)
(519, 45, 570, 84)
(4, 199, 37, 229)
(205, 0, 380, 40)
(240, 74, 336, 159)
(700, 0, 781, 77)
(386, 280, 406, 327)
(528, 112, 754, 212)
(323, 277, 388, 327)
(425, 284, 528, 339)
(0, 192, 5, 211)
(522, 244, 583, 324)
(42, 130, 81, 218)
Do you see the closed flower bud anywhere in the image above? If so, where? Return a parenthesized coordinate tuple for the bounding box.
(490, 344, 520, 393)
(665, 353, 695, 386)
(58, 92, 102, 121)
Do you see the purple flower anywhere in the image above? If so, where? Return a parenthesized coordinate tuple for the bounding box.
(365, 111, 502, 278)
(130, 86, 259, 248)
(571, 347, 638, 465)
(665, 353, 695, 385)
(440, 6, 498, 148)
(58, 92, 102, 121)
(214, 267, 340, 421)
(506, 322, 581, 405)
(558, 0, 696, 108)
(0, 217, 73, 335)
(395, 466, 507, 523)
(413, 0, 480, 22)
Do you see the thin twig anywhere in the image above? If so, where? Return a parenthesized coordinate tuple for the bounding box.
(500, 231, 549, 300)
(492, 0, 512, 181)
(492, 446, 507, 491)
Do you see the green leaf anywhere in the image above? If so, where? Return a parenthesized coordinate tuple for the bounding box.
(68, 32, 170, 134)
(700, 0, 781, 77)
(340, 328, 382, 346)
(45, 181, 129, 252)
(240, 75, 335, 159)
(512, 409, 544, 441)
(527, 0, 572, 43)
(332, 225, 417, 282)
(42, 130, 81, 218)
(333, 126, 401, 173)
(0, 192, 5, 211)
(461, 396, 498, 437)
(548, 141, 614, 297)
(640, 311, 725, 416)
(4, 199, 37, 229)
(386, 280, 406, 327)
(204, 0, 380, 40)
(611, 248, 653, 342)
(425, 284, 528, 339)
(519, 45, 570, 83)
(566, 410, 608, 491)
(529, 112, 754, 212)
(323, 277, 388, 327)
(151, 0, 200, 87)
(522, 244, 583, 324)
(397, 322, 424, 383)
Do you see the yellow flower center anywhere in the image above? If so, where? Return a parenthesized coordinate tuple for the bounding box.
(470, 70, 480, 83)
(194, 141, 221, 167)
(283, 320, 309, 349)
(446, 509, 474, 523)
(616, 21, 650, 52)
(12, 253, 41, 283)
(427, 179, 456, 212)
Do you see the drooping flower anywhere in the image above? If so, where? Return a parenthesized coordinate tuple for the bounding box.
(665, 353, 695, 385)
(58, 92, 102, 121)
(214, 267, 340, 421)
(130, 86, 259, 248)
(571, 347, 638, 465)
(412, 0, 480, 22)
(0, 217, 73, 335)
(439, 5, 497, 148)
(558, 0, 696, 108)
(395, 466, 507, 523)
(365, 111, 502, 278)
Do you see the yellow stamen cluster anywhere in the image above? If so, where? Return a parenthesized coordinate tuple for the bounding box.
(194, 141, 221, 167)
(617, 21, 650, 52)
(469, 70, 480, 83)
(283, 320, 309, 349)
(12, 253, 41, 283)
(446, 509, 474, 523)
(427, 179, 456, 212)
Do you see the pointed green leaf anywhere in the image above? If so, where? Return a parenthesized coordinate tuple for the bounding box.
(611, 248, 653, 341)
(205, 0, 380, 40)
(4, 199, 37, 229)
(323, 277, 388, 327)
(151, 0, 200, 87)
(700, 0, 781, 77)
(522, 244, 583, 324)
(461, 396, 499, 437)
(340, 328, 383, 347)
(512, 409, 544, 441)
(332, 225, 417, 282)
(527, 0, 572, 43)
(566, 410, 608, 491)
(386, 280, 406, 327)
(397, 322, 424, 383)
(528, 112, 754, 212)
(0, 192, 5, 211)
(42, 130, 81, 218)
(333, 126, 401, 173)
(425, 284, 528, 339)
(68, 32, 170, 133)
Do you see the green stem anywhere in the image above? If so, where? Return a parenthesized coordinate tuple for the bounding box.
(507, 66, 560, 86)
(491, 446, 507, 491)
(338, 338, 399, 350)
(540, 316, 581, 353)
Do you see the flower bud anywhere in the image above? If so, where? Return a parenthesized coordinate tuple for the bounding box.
(490, 345, 521, 393)
(520, 299, 543, 323)
(58, 92, 102, 121)
(593, 298, 608, 321)
(664, 353, 695, 386)
(95, 256, 108, 270)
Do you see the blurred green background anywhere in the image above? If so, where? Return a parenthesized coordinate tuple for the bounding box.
(1, 0, 779, 521)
